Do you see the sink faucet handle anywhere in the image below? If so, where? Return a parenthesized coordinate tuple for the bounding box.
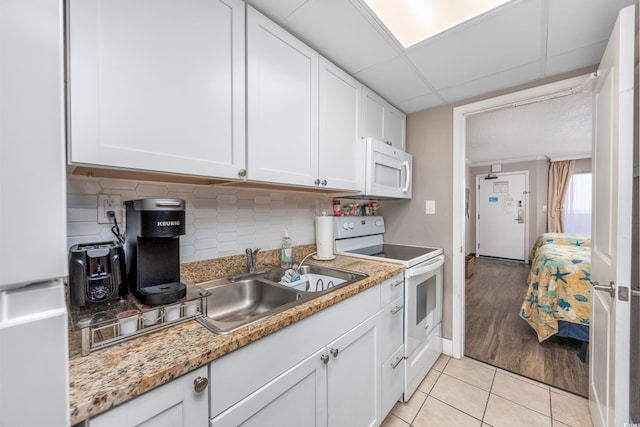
(253, 248, 261, 255)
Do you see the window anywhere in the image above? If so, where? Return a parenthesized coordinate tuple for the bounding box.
(563, 172, 592, 234)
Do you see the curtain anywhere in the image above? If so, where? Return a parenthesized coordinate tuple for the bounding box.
(563, 172, 592, 234)
(547, 160, 575, 232)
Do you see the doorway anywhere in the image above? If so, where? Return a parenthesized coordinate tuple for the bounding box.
(476, 171, 528, 261)
(451, 74, 594, 360)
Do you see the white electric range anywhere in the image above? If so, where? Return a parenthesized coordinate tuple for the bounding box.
(333, 216, 444, 401)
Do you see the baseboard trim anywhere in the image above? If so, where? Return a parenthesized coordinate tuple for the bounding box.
(442, 338, 453, 357)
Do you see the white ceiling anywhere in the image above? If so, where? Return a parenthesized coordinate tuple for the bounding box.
(245, 0, 635, 114)
(465, 91, 592, 165)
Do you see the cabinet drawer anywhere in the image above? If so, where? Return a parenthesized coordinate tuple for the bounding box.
(381, 346, 404, 418)
(380, 273, 404, 307)
(379, 296, 404, 362)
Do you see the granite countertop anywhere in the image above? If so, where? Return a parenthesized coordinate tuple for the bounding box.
(68, 251, 404, 424)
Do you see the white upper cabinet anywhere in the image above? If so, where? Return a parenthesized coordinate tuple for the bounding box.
(362, 87, 406, 150)
(246, 7, 319, 188)
(67, 0, 246, 180)
(319, 58, 363, 191)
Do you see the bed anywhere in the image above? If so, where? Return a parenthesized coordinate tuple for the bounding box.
(520, 233, 591, 343)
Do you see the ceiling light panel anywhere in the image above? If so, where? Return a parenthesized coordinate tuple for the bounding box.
(363, 0, 513, 47)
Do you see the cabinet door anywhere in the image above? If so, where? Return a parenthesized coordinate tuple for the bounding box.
(327, 315, 380, 427)
(68, 0, 245, 179)
(90, 366, 208, 427)
(361, 88, 385, 141)
(211, 348, 327, 427)
(384, 105, 407, 150)
(246, 7, 319, 187)
(318, 58, 363, 191)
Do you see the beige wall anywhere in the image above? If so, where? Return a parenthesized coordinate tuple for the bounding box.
(381, 66, 596, 340)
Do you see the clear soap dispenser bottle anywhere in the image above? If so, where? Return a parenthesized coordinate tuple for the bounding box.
(281, 230, 292, 268)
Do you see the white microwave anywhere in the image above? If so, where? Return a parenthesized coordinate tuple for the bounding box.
(361, 137, 412, 199)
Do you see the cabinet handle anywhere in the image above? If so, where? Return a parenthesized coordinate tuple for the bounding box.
(321, 179, 327, 186)
(391, 280, 403, 287)
(390, 305, 403, 315)
(330, 348, 339, 358)
(193, 376, 209, 393)
(320, 354, 330, 364)
(238, 169, 247, 177)
(391, 357, 403, 369)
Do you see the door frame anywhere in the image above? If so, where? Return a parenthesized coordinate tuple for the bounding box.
(475, 171, 529, 261)
(450, 74, 593, 358)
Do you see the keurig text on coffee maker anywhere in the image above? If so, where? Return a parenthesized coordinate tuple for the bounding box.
(125, 198, 187, 305)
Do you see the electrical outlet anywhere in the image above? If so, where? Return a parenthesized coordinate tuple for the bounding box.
(97, 194, 122, 224)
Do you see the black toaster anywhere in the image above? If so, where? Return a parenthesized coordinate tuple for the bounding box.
(68, 241, 127, 307)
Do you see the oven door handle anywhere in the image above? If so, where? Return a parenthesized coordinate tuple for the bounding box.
(406, 255, 445, 278)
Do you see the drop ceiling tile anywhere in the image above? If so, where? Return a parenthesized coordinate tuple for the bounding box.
(354, 56, 433, 107)
(280, 0, 400, 74)
(438, 61, 541, 104)
(545, 41, 606, 76)
(397, 93, 445, 114)
(406, 0, 542, 90)
(547, 0, 636, 56)
(245, 0, 311, 22)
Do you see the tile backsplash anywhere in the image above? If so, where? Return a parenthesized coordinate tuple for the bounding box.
(67, 175, 333, 263)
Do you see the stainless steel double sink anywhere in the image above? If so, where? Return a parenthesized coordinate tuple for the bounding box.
(196, 265, 367, 334)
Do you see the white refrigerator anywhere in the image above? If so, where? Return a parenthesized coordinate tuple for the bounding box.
(0, 0, 70, 426)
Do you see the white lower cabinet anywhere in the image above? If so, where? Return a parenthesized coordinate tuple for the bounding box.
(211, 315, 380, 427)
(381, 346, 405, 417)
(208, 280, 404, 427)
(327, 315, 380, 427)
(89, 366, 209, 427)
(211, 348, 327, 427)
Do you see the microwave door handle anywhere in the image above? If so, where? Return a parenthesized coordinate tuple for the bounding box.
(402, 161, 411, 192)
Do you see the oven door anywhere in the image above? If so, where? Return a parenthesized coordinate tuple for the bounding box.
(364, 138, 412, 199)
(404, 254, 444, 400)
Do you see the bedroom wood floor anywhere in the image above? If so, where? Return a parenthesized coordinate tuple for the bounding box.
(465, 259, 589, 397)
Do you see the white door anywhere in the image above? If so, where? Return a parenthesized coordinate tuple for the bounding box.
(476, 172, 528, 260)
(589, 4, 634, 427)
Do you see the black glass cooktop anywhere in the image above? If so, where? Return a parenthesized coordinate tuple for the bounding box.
(345, 244, 439, 261)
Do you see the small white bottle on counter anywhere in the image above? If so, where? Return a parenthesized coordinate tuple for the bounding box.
(281, 229, 292, 268)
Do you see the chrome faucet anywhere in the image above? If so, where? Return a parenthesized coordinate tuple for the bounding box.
(245, 247, 260, 273)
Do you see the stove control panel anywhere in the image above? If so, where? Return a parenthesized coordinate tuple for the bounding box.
(333, 216, 385, 239)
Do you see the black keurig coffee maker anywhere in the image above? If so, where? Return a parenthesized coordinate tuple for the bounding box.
(125, 198, 187, 305)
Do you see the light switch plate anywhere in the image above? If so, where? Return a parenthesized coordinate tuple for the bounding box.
(425, 200, 435, 215)
(98, 194, 122, 224)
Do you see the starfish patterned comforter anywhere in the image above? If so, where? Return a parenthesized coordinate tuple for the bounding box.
(520, 238, 591, 342)
(528, 232, 591, 261)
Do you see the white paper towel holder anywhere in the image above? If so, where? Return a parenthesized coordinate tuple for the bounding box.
(311, 254, 336, 261)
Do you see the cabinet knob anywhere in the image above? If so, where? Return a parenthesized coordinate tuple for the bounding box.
(193, 376, 209, 393)
(320, 354, 330, 364)
(238, 169, 247, 177)
(314, 178, 321, 185)
(321, 179, 327, 186)
(330, 348, 339, 358)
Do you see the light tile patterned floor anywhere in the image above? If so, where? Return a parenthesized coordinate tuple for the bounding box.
(381, 355, 593, 427)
